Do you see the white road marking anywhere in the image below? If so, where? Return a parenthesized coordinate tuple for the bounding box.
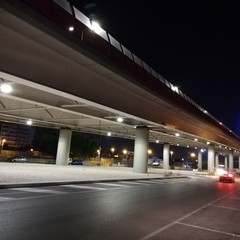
(137, 189, 239, 240)
(134, 180, 152, 185)
(229, 196, 240, 200)
(61, 184, 107, 191)
(211, 204, 240, 211)
(118, 181, 150, 185)
(11, 187, 66, 194)
(147, 179, 178, 184)
(94, 182, 131, 187)
(0, 196, 15, 202)
(176, 222, 240, 238)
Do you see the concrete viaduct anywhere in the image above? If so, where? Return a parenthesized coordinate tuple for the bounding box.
(0, 0, 240, 173)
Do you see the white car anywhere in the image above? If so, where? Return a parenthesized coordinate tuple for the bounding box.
(8, 156, 26, 163)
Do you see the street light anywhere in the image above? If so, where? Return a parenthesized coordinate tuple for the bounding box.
(190, 152, 196, 158)
(122, 149, 127, 155)
(1, 139, 6, 150)
(97, 149, 101, 158)
(190, 152, 197, 168)
(110, 147, 115, 165)
(0, 84, 12, 93)
(111, 147, 115, 155)
(170, 151, 173, 164)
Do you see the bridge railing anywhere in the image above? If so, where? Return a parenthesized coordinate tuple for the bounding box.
(19, 0, 239, 139)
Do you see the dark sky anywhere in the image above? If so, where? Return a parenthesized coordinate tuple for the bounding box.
(71, 0, 240, 135)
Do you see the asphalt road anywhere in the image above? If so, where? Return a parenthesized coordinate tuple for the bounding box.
(0, 176, 240, 240)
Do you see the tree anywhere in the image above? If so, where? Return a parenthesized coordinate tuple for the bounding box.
(32, 127, 100, 158)
(70, 132, 99, 158)
(32, 127, 58, 156)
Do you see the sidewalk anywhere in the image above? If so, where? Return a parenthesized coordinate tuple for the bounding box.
(0, 162, 208, 189)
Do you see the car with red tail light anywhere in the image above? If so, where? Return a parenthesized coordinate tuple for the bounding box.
(219, 170, 235, 183)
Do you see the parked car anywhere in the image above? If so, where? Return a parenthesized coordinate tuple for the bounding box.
(219, 170, 235, 183)
(71, 159, 83, 165)
(8, 156, 27, 163)
(148, 157, 163, 167)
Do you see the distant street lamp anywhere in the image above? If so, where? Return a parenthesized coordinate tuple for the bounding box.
(190, 152, 197, 167)
(170, 151, 173, 163)
(190, 152, 196, 158)
(111, 147, 115, 156)
(1, 139, 6, 150)
(122, 149, 127, 155)
(110, 147, 115, 165)
(97, 149, 101, 158)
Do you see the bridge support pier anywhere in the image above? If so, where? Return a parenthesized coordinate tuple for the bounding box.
(208, 144, 215, 173)
(133, 126, 149, 173)
(239, 155, 240, 172)
(215, 152, 219, 169)
(163, 143, 170, 170)
(56, 128, 72, 165)
(198, 150, 202, 171)
(229, 150, 233, 171)
(225, 155, 228, 169)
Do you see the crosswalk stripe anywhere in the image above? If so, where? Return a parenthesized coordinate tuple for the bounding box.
(118, 181, 150, 185)
(94, 182, 131, 187)
(0, 196, 15, 202)
(1, 178, 196, 197)
(135, 180, 153, 185)
(146, 180, 167, 184)
(11, 187, 66, 194)
(61, 184, 107, 191)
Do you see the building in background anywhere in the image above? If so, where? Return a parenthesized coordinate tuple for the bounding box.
(0, 122, 34, 151)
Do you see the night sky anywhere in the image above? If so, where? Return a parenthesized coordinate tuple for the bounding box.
(70, 0, 240, 136)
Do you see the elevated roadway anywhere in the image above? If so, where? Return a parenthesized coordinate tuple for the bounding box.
(0, 0, 239, 164)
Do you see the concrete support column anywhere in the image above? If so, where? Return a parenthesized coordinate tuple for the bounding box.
(215, 152, 219, 169)
(56, 128, 72, 165)
(198, 150, 202, 171)
(229, 150, 234, 172)
(224, 155, 228, 169)
(239, 155, 240, 171)
(133, 127, 149, 173)
(163, 143, 170, 170)
(208, 144, 215, 173)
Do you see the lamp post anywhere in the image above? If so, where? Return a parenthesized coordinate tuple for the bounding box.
(1, 139, 6, 150)
(122, 149, 127, 155)
(122, 149, 127, 160)
(190, 152, 196, 158)
(110, 147, 115, 165)
(122, 149, 127, 166)
(148, 149, 152, 155)
(170, 150, 173, 164)
(190, 152, 196, 168)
